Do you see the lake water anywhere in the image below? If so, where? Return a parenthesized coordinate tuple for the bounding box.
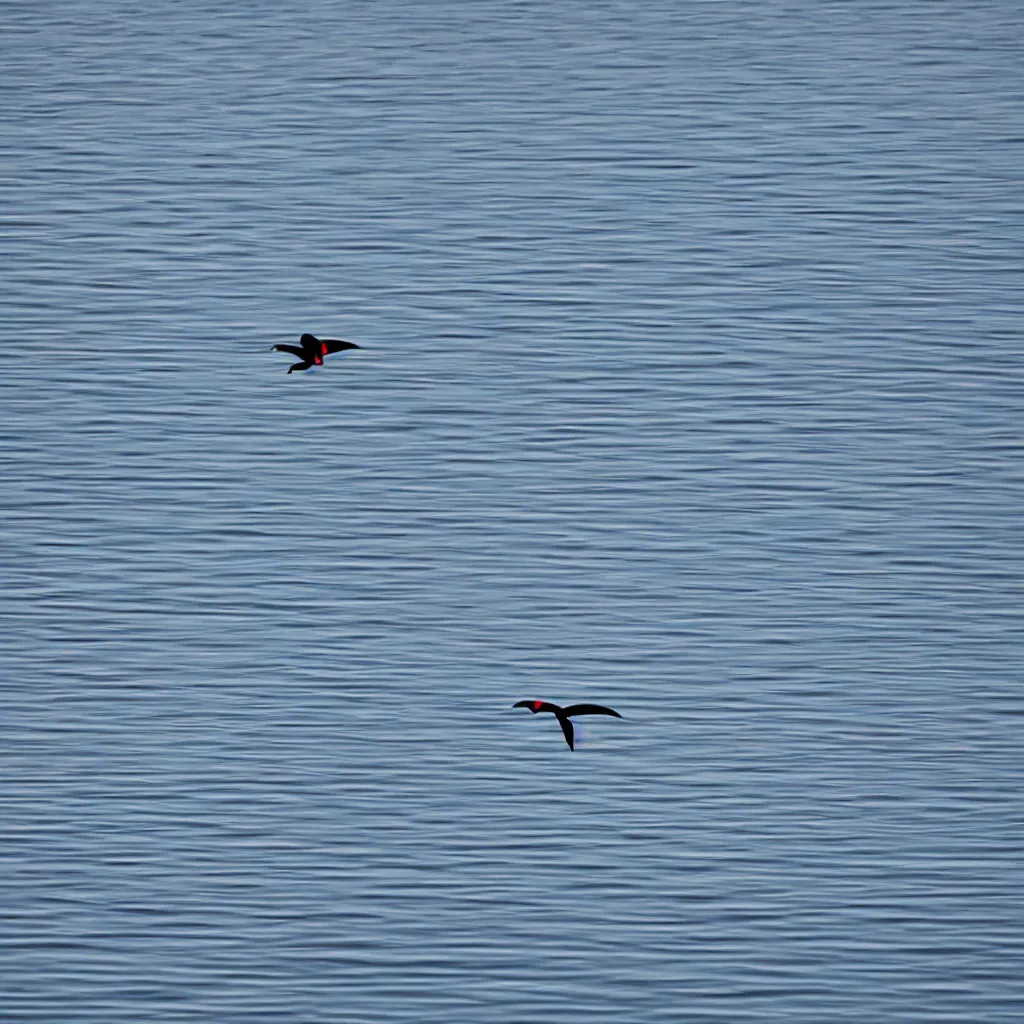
(2, 2, 1022, 1021)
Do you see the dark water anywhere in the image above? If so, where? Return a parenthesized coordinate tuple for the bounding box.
(2, 2, 1023, 1021)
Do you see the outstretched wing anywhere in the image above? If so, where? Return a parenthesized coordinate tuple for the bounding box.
(563, 703, 621, 718)
(556, 713, 575, 751)
(322, 338, 360, 354)
(274, 344, 306, 358)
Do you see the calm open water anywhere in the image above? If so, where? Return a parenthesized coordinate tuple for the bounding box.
(2, 2, 1023, 1021)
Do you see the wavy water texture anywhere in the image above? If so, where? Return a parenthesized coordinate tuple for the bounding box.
(2, 2, 1023, 1022)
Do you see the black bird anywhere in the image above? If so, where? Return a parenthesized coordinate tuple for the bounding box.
(512, 700, 622, 751)
(272, 333, 360, 373)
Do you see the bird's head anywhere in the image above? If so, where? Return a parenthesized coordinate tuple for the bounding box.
(513, 700, 548, 714)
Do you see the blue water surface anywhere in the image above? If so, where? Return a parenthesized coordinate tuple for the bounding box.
(2, 2, 1022, 1021)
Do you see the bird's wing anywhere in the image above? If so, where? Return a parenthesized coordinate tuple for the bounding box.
(556, 714, 575, 751)
(299, 334, 321, 355)
(322, 338, 360, 354)
(274, 344, 306, 357)
(563, 704, 621, 718)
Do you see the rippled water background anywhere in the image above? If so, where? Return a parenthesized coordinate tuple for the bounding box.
(3, 2, 1023, 1021)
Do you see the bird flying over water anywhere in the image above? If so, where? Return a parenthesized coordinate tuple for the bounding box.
(512, 700, 622, 750)
(272, 333, 360, 373)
